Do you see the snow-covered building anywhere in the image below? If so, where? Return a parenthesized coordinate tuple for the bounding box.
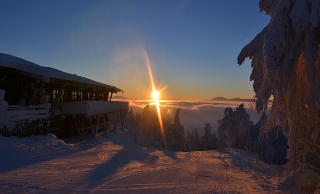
(0, 53, 128, 137)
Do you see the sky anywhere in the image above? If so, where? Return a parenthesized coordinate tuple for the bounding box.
(0, 0, 269, 100)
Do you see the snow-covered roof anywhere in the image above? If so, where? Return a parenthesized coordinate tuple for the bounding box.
(0, 53, 122, 92)
(42, 67, 121, 92)
(0, 53, 45, 79)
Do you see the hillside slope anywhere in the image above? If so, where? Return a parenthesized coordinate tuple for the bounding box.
(0, 131, 298, 193)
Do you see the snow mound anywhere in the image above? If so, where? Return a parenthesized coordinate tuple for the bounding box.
(0, 133, 69, 150)
(277, 167, 320, 193)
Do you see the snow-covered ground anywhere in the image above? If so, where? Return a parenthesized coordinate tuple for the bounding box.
(0, 131, 299, 193)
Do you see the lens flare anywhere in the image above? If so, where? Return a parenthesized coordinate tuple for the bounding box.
(143, 46, 167, 149)
(152, 91, 159, 100)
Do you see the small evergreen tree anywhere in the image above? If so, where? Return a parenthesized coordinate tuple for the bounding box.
(202, 123, 214, 151)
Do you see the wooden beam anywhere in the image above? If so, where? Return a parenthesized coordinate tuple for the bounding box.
(109, 92, 113, 101)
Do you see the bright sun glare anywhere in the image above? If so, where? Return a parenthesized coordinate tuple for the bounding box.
(143, 46, 167, 149)
(152, 91, 159, 100)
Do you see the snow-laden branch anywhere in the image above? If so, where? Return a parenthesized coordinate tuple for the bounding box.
(238, 0, 320, 173)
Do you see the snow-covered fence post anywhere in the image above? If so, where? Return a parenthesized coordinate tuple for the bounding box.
(42, 94, 51, 118)
(44, 103, 51, 117)
(0, 89, 8, 124)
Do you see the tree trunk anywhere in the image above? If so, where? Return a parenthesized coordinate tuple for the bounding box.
(288, 123, 298, 171)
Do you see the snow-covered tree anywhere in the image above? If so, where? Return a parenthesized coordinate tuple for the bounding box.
(130, 106, 186, 151)
(124, 108, 135, 134)
(185, 131, 192, 151)
(211, 132, 218, 150)
(189, 128, 202, 151)
(246, 112, 267, 153)
(138, 104, 152, 136)
(202, 123, 216, 150)
(238, 0, 320, 172)
(257, 125, 288, 165)
(131, 105, 163, 148)
(173, 109, 186, 150)
(167, 109, 186, 151)
(218, 104, 254, 150)
(173, 109, 181, 126)
(253, 112, 288, 165)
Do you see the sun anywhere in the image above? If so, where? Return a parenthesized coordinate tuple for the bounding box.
(152, 91, 159, 100)
(143, 46, 168, 149)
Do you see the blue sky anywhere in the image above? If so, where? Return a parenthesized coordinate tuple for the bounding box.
(0, 0, 269, 100)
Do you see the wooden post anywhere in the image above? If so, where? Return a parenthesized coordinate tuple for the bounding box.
(114, 112, 118, 129)
(90, 117, 94, 137)
(102, 114, 107, 135)
(121, 111, 126, 129)
(109, 92, 113, 101)
(107, 113, 113, 131)
(106, 92, 109, 101)
(95, 92, 98, 101)
(95, 114, 101, 136)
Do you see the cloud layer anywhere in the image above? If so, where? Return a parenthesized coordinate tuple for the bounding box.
(122, 99, 269, 136)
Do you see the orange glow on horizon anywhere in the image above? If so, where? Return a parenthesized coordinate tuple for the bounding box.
(143, 46, 167, 149)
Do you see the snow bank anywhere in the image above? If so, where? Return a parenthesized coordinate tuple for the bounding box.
(0, 133, 69, 150)
(277, 167, 320, 193)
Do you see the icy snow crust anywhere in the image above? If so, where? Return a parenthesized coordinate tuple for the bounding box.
(0, 53, 122, 92)
(0, 133, 69, 150)
(0, 131, 299, 193)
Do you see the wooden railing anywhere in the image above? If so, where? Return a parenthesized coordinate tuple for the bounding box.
(7, 104, 51, 121)
(60, 101, 129, 116)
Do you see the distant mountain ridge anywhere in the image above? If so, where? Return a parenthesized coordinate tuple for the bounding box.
(211, 97, 253, 102)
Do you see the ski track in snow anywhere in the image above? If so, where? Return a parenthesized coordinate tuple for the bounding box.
(0, 132, 294, 194)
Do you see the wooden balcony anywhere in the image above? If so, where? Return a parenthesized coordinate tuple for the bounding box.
(60, 101, 129, 116)
(6, 104, 51, 121)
